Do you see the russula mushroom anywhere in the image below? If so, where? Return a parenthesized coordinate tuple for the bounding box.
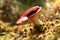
(16, 6, 42, 26)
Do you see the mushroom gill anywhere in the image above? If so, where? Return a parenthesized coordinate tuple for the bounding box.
(27, 8, 39, 17)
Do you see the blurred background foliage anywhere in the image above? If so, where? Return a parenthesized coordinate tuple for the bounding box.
(17, 0, 46, 8)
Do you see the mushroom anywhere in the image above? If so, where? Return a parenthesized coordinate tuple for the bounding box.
(16, 6, 42, 26)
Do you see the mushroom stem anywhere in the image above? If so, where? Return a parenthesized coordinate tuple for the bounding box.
(32, 15, 43, 26)
(32, 18, 40, 26)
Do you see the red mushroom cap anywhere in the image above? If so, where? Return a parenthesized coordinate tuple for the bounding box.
(16, 6, 42, 24)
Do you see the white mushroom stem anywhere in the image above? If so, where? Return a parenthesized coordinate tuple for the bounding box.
(32, 15, 43, 26)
